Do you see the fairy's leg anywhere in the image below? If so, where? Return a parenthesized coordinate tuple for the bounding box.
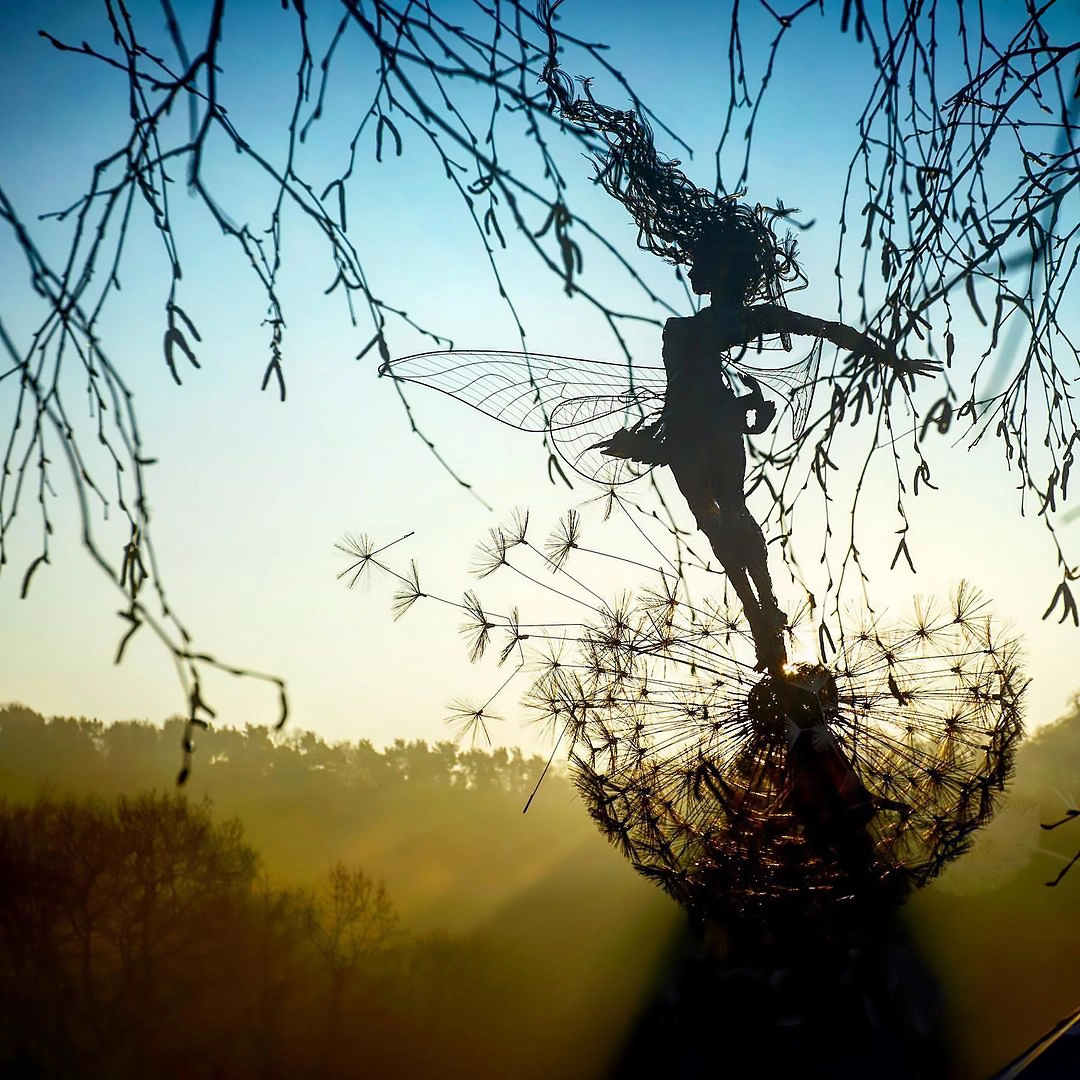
(734, 507, 788, 671)
(715, 507, 788, 673)
(675, 479, 788, 673)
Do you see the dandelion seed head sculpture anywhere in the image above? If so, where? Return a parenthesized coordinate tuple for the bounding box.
(352, 497, 1026, 922)
(531, 584, 1024, 926)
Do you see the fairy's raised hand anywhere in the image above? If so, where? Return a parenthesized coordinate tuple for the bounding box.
(893, 357, 943, 378)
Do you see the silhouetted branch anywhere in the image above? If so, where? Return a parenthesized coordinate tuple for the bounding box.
(3, 2, 681, 772)
(1042, 806, 1080, 886)
(716, 1, 1080, 620)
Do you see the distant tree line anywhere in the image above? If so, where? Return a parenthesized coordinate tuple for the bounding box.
(0, 703, 548, 799)
(0, 703, 583, 908)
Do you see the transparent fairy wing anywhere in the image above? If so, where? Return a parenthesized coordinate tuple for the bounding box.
(731, 337, 823, 440)
(382, 345, 818, 479)
(548, 390, 665, 485)
(380, 350, 666, 433)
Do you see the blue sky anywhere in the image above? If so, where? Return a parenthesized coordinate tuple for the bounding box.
(2, 0, 1078, 752)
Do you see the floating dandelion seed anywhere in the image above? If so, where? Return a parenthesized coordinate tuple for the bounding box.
(498, 607, 528, 667)
(390, 560, 424, 620)
(504, 507, 530, 547)
(336, 533, 384, 588)
(471, 526, 510, 579)
(544, 509, 582, 570)
(638, 572, 684, 635)
(336, 531, 415, 589)
(459, 591, 496, 663)
(445, 699, 501, 747)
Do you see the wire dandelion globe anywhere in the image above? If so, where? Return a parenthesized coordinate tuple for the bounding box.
(529, 582, 1024, 925)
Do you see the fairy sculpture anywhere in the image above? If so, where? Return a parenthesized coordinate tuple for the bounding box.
(386, 39, 939, 678)
(370, 10, 1018, 928)
(539, 55, 940, 677)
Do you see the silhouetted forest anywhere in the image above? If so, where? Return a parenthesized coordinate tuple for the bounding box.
(0, 705, 678, 1079)
(0, 701, 1078, 1077)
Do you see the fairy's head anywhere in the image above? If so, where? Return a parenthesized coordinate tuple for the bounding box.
(548, 81, 803, 304)
(541, 57, 805, 305)
(685, 205, 797, 306)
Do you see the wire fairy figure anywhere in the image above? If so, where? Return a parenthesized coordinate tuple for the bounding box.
(383, 9, 939, 679)
(368, 6, 1021, 927)
(537, 31, 941, 676)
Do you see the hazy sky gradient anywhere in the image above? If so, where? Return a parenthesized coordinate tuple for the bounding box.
(2, 0, 1078, 752)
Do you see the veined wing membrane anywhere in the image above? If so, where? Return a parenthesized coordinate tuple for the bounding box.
(380, 350, 666, 433)
(380, 346, 819, 482)
(548, 390, 665, 484)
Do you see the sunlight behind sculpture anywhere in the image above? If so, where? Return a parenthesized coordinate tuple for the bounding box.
(531, 583, 1024, 926)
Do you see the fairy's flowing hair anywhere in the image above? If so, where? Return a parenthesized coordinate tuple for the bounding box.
(540, 3, 805, 305)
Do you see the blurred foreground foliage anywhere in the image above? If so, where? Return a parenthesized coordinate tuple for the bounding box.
(0, 702, 1078, 1078)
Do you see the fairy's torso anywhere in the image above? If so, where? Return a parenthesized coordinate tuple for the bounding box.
(595, 301, 784, 478)
(661, 303, 751, 440)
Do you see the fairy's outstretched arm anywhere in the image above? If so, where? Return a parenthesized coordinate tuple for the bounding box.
(745, 305, 941, 385)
